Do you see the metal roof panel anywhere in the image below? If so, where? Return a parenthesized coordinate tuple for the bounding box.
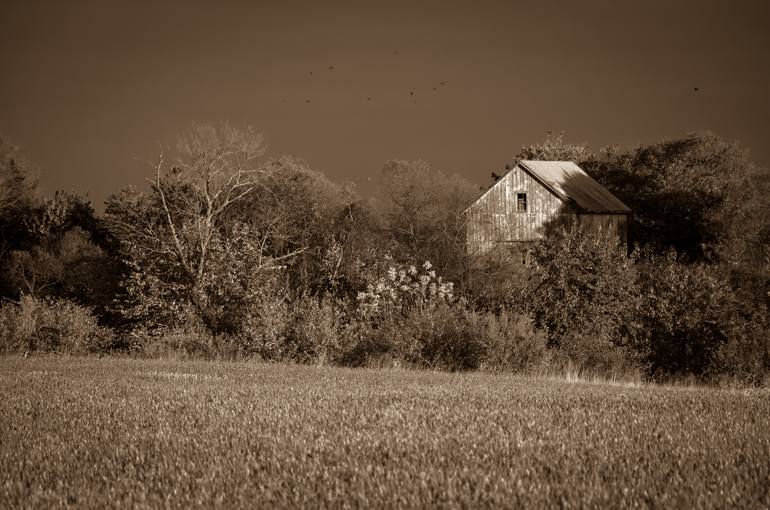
(519, 160, 631, 213)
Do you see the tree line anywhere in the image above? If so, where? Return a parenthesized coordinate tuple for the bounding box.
(1, 125, 768, 383)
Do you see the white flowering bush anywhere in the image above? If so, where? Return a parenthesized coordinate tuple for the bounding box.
(356, 260, 455, 318)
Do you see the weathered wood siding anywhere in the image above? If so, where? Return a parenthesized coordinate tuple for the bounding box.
(465, 166, 567, 254)
(465, 166, 629, 255)
(577, 213, 628, 246)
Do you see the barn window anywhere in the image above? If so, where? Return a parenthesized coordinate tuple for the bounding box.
(516, 192, 527, 212)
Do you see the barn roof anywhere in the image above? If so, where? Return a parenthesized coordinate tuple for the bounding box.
(465, 160, 630, 214)
(518, 160, 630, 213)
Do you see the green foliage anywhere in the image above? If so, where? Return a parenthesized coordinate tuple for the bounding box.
(0, 296, 113, 354)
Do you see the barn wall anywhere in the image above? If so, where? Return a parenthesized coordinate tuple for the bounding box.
(465, 166, 568, 254)
(577, 214, 628, 246)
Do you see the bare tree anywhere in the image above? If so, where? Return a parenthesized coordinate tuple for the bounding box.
(373, 159, 476, 282)
(107, 123, 305, 329)
(0, 136, 38, 212)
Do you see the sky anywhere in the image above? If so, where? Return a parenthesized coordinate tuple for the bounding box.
(1, 0, 769, 208)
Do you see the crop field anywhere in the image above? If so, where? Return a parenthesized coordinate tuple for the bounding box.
(1, 357, 769, 509)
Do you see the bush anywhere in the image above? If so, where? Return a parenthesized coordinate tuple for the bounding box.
(237, 294, 362, 364)
(238, 290, 292, 360)
(387, 303, 486, 371)
(0, 295, 113, 354)
(139, 328, 216, 360)
(285, 296, 358, 365)
(356, 260, 454, 320)
(517, 224, 639, 352)
(637, 254, 733, 378)
(713, 305, 770, 385)
(480, 310, 549, 372)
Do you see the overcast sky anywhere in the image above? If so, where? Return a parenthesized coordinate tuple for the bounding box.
(2, 0, 769, 206)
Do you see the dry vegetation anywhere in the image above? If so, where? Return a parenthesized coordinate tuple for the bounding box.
(1, 356, 768, 508)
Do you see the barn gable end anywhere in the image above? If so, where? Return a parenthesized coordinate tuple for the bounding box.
(464, 160, 630, 255)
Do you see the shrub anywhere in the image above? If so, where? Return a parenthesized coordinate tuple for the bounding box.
(285, 296, 357, 365)
(637, 253, 733, 378)
(336, 318, 390, 368)
(517, 223, 639, 352)
(480, 310, 549, 373)
(238, 290, 292, 360)
(356, 260, 455, 320)
(237, 293, 361, 364)
(713, 305, 770, 385)
(390, 303, 486, 371)
(140, 328, 216, 360)
(0, 295, 113, 354)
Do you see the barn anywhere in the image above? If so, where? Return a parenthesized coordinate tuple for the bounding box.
(464, 160, 631, 255)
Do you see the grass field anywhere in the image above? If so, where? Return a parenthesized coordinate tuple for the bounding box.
(1, 357, 768, 509)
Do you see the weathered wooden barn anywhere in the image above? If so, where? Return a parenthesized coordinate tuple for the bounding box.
(464, 160, 631, 255)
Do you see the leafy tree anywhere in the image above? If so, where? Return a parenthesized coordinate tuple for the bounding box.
(226, 156, 354, 294)
(514, 222, 641, 370)
(636, 252, 735, 378)
(1, 182, 119, 313)
(515, 132, 593, 164)
(0, 136, 38, 213)
(0, 137, 39, 298)
(106, 124, 294, 331)
(373, 159, 476, 283)
(586, 132, 760, 260)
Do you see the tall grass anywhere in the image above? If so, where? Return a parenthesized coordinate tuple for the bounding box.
(1, 357, 768, 508)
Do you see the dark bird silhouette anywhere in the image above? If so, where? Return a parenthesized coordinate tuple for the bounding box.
(694, 87, 699, 92)
(432, 87, 437, 91)
(329, 66, 334, 70)
(309, 71, 313, 75)
(439, 81, 445, 86)
(305, 99, 311, 103)
(491, 172, 502, 182)
(409, 91, 414, 96)
(367, 97, 372, 101)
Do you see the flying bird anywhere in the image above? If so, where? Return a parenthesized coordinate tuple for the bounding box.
(439, 81, 445, 86)
(367, 97, 372, 101)
(329, 66, 335, 70)
(409, 91, 414, 96)
(694, 87, 699, 92)
(305, 99, 311, 103)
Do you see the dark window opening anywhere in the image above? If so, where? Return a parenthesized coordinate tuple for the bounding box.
(516, 192, 527, 212)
